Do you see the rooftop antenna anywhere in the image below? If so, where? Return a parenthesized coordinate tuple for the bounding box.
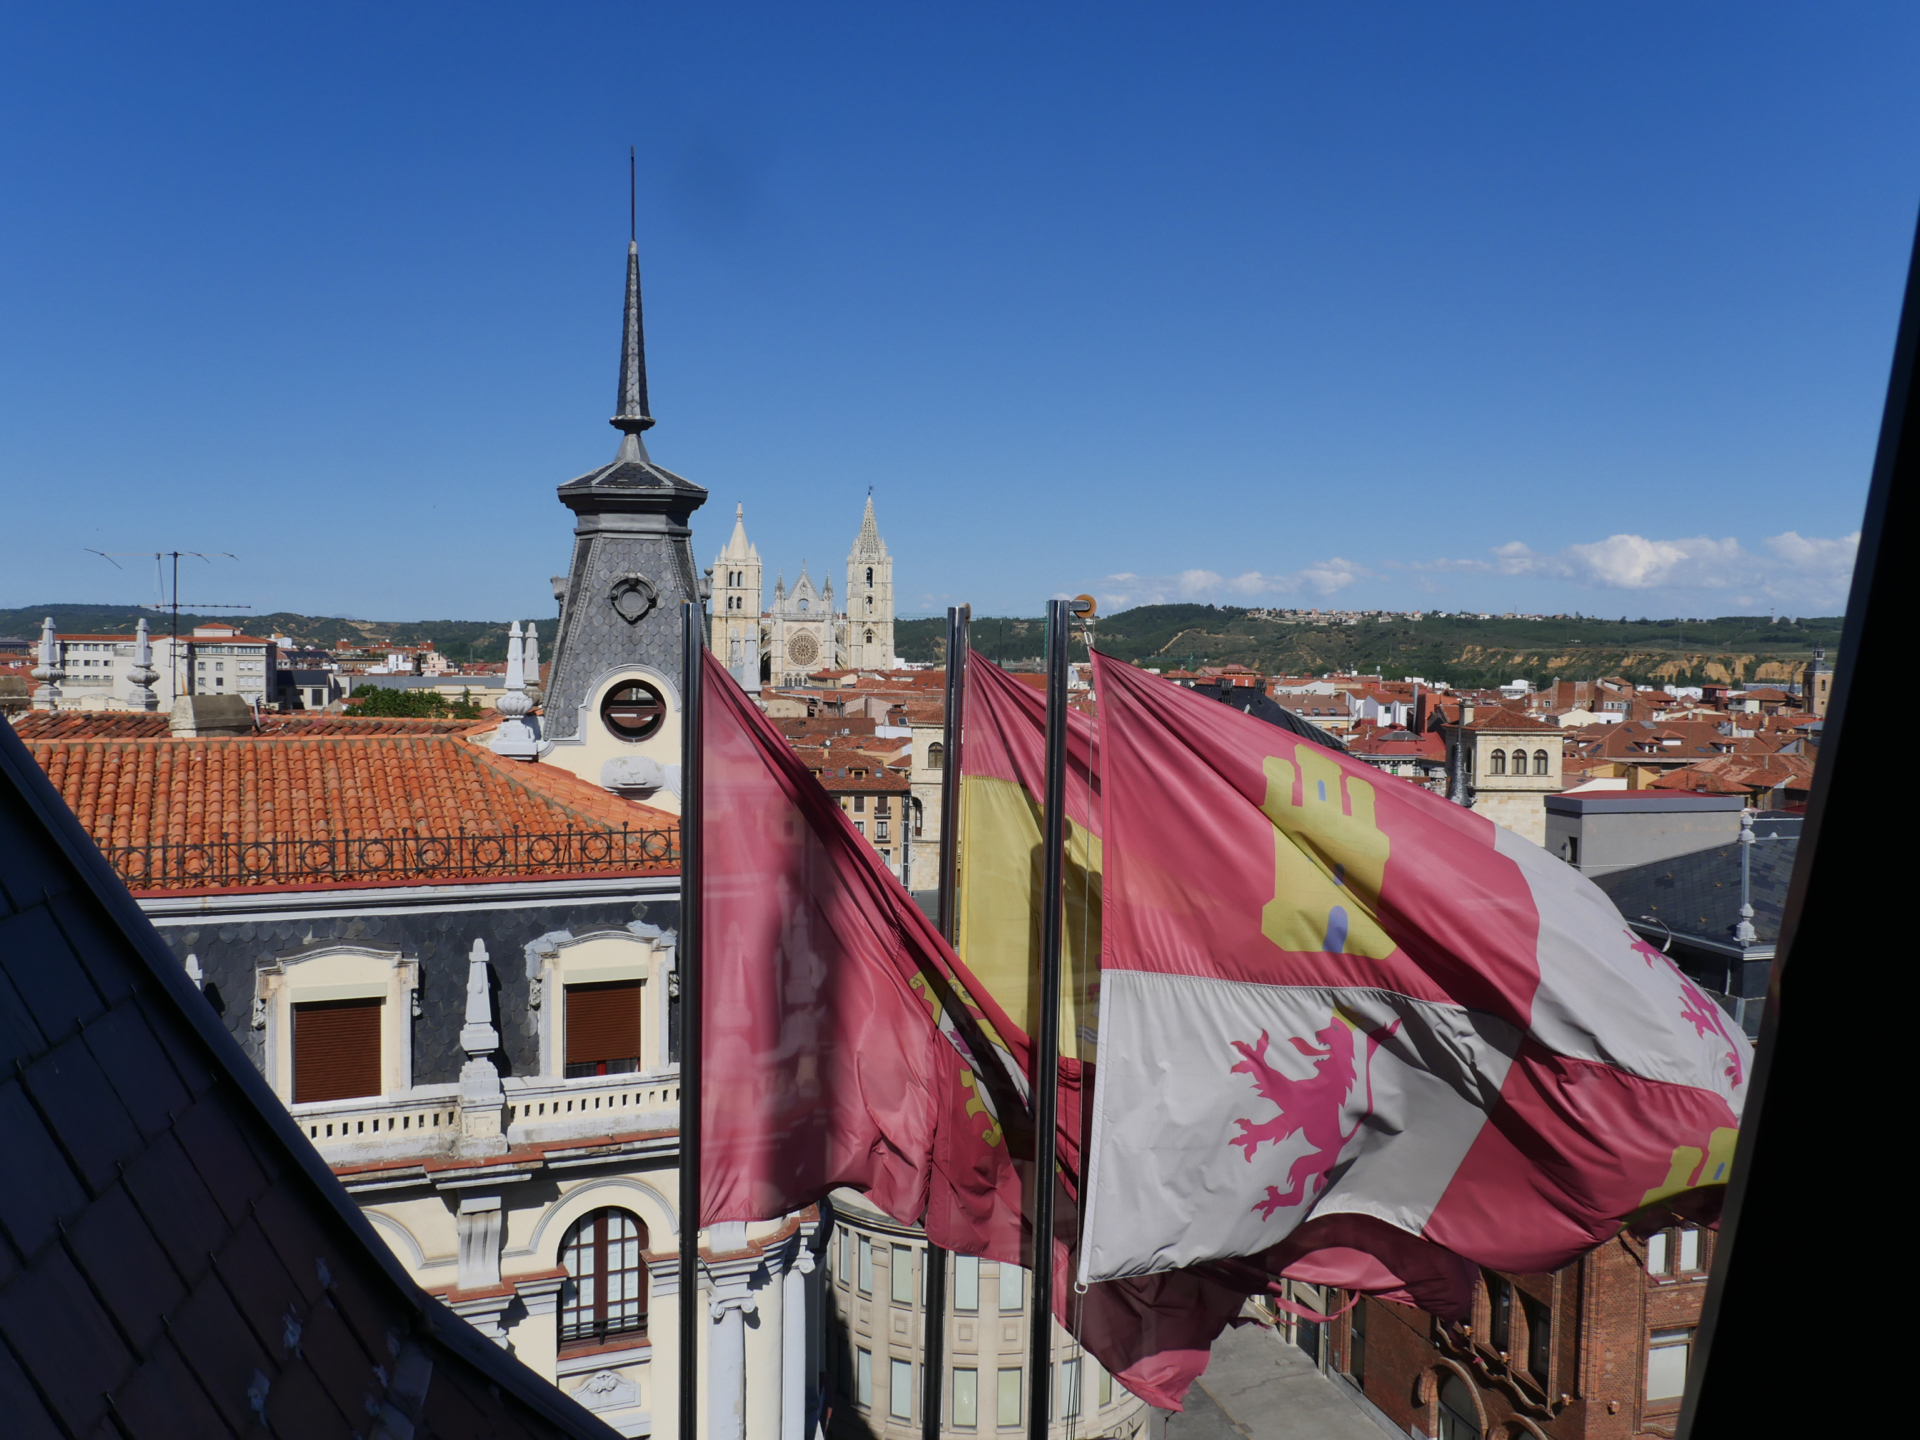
(86, 550, 251, 701)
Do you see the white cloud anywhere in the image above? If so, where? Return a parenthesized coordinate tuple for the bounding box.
(1096, 558, 1370, 610)
(1416, 530, 1858, 608)
(1096, 530, 1859, 615)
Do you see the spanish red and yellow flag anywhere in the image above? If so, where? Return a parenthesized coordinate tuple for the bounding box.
(954, 651, 1102, 1061)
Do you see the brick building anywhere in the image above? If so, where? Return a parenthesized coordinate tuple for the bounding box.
(1279, 1217, 1716, 1440)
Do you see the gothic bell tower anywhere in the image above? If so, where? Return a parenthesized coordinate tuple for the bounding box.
(538, 226, 708, 808)
(845, 493, 894, 670)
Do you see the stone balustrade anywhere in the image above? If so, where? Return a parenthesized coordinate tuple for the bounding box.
(293, 1069, 679, 1163)
(503, 1070, 679, 1146)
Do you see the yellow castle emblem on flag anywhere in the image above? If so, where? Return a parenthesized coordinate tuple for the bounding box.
(1259, 745, 1396, 959)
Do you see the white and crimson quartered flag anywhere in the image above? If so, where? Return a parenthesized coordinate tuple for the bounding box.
(1077, 654, 1751, 1303)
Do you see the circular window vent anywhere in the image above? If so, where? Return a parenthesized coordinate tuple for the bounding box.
(601, 680, 667, 741)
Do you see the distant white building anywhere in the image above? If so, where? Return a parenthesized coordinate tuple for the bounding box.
(37, 620, 278, 712)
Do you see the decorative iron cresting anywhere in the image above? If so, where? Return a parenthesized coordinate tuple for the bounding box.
(101, 823, 678, 891)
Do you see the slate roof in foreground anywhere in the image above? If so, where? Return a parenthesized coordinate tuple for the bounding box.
(0, 720, 618, 1440)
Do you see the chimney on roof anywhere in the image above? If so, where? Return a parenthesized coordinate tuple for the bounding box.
(169, 695, 254, 737)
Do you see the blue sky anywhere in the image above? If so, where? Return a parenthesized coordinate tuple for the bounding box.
(2, 4, 1914, 623)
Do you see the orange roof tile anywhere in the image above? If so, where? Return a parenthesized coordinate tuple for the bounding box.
(1458, 708, 1559, 732)
(24, 734, 676, 892)
(9, 712, 485, 741)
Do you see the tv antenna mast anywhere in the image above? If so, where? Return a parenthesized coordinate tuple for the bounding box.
(86, 550, 252, 699)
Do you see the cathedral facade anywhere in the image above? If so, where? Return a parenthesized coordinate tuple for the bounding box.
(711, 495, 898, 686)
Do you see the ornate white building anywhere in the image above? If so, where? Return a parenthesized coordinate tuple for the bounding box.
(710, 496, 899, 687)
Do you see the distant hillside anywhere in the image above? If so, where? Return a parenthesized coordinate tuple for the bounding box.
(4, 601, 1844, 690)
(895, 606, 1844, 689)
(0, 605, 527, 665)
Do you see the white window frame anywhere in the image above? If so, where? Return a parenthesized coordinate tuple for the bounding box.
(891, 1244, 915, 1305)
(889, 1357, 913, 1419)
(953, 1367, 978, 1427)
(256, 945, 419, 1104)
(996, 1368, 1021, 1428)
(1645, 1327, 1691, 1406)
(523, 924, 674, 1079)
(998, 1264, 1023, 1313)
(955, 1255, 980, 1312)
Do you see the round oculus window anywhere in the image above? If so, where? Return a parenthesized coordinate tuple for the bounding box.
(787, 631, 820, 667)
(601, 681, 667, 741)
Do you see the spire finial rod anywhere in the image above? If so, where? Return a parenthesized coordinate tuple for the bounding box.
(612, 149, 655, 452)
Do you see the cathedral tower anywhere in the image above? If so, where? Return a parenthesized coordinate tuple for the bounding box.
(538, 229, 708, 808)
(845, 493, 894, 670)
(710, 504, 764, 690)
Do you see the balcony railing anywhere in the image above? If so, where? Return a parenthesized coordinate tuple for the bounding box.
(296, 1070, 680, 1163)
(103, 824, 678, 892)
(503, 1071, 679, 1146)
(293, 1085, 464, 1162)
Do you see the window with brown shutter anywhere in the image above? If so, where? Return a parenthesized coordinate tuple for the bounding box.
(293, 997, 383, 1102)
(565, 981, 642, 1078)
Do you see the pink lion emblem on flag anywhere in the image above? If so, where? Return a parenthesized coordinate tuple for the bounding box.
(1229, 1014, 1400, 1220)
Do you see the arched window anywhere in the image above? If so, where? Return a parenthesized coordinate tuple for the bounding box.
(1533, 749, 1550, 776)
(865, 629, 875, 645)
(559, 1208, 649, 1347)
(1488, 750, 1506, 776)
(866, 566, 873, 586)
(1436, 1373, 1481, 1440)
(927, 742, 945, 771)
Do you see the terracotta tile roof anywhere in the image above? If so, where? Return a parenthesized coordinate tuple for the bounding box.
(9, 711, 485, 741)
(1647, 767, 1751, 795)
(1578, 719, 1786, 763)
(22, 734, 675, 891)
(10, 712, 173, 740)
(1346, 728, 1446, 760)
(817, 771, 912, 793)
(1664, 752, 1817, 794)
(1458, 707, 1559, 732)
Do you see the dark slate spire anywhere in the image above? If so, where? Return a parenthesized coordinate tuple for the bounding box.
(612, 239, 655, 460)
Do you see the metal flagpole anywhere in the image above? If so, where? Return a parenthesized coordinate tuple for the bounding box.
(679, 600, 705, 1440)
(923, 604, 969, 1440)
(1028, 597, 1073, 1440)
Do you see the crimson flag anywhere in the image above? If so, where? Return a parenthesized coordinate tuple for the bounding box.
(699, 650, 1027, 1263)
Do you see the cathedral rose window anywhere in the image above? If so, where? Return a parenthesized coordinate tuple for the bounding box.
(601, 680, 667, 740)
